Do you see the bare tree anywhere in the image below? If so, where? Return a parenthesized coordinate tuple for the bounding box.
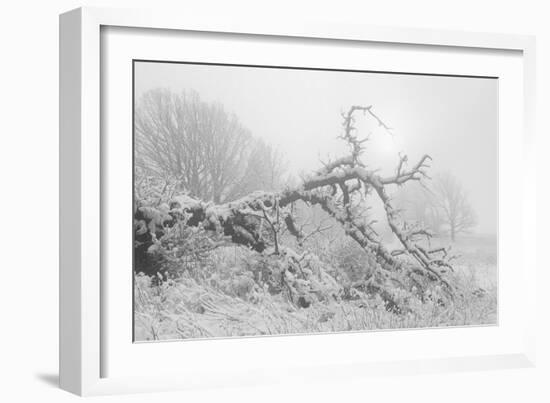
(393, 182, 444, 235)
(431, 172, 477, 241)
(135, 89, 283, 203)
(226, 138, 286, 199)
(135, 105, 457, 306)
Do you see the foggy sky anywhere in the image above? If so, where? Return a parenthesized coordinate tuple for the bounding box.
(135, 61, 498, 235)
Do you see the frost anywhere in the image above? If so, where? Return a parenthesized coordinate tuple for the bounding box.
(131, 105, 483, 342)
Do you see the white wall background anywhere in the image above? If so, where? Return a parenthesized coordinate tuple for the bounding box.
(0, 1, 547, 402)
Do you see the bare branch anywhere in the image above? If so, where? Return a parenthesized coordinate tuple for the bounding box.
(135, 105, 456, 303)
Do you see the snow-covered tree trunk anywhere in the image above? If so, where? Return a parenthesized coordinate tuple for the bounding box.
(135, 106, 457, 306)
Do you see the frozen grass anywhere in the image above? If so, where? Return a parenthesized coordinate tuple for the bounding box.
(134, 235, 497, 341)
(134, 273, 496, 341)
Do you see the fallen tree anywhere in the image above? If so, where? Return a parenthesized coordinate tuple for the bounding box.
(135, 106, 456, 307)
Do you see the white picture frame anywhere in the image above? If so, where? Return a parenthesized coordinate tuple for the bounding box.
(59, 6, 537, 396)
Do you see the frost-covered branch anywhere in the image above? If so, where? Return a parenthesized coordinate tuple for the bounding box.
(135, 105, 456, 300)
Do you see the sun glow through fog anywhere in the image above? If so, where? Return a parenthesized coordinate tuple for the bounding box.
(378, 131, 397, 154)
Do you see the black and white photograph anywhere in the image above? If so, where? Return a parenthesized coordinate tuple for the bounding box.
(132, 61, 498, 341)
(1, 0, 547, 400)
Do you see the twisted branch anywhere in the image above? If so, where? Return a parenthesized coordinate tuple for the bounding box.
(136, 105, 456, 300)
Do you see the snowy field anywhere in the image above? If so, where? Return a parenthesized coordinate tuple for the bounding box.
(134, 234, 497, 341)
(132, 62, 498, 342)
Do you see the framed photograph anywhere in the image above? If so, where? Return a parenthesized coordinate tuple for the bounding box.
(60, 7, 537, 396)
